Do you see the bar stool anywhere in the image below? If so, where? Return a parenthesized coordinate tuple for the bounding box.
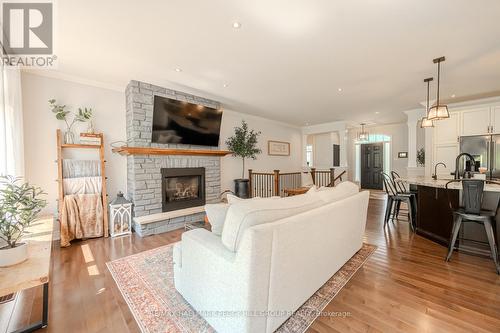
(381, 172, 416, 232)
(445, 179, 500, 274)
(391, 171, 418, 219)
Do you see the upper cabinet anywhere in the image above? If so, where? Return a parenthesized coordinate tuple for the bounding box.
(490, 106, 500, 134)
(460, 106, 500, 136)
(461, 107, 490, 136)
(434, 112, 460, 145)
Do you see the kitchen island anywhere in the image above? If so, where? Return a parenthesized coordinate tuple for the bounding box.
(399, 176, 500, 257)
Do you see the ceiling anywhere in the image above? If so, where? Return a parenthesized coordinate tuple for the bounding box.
(39, 0, 500, 126)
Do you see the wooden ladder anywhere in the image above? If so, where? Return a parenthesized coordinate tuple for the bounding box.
(56, 129, 109, 237)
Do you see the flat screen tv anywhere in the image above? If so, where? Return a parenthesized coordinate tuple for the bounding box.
(152, 95, 223, 146)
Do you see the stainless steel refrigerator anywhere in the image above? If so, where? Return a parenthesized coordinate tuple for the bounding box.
(459, 135, 500, 179)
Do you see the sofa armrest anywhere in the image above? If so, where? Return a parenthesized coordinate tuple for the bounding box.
(175, 226, 272, 333)
(180, 228, 236, 265)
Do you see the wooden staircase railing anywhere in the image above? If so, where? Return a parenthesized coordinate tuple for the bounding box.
(249, 168, 343, 198)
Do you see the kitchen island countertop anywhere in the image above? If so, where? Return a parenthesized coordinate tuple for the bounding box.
(399, 176, 500, 192)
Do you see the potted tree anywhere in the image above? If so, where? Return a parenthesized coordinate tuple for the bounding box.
(0, 176, 46, 267)
(225, 121, 262, 198)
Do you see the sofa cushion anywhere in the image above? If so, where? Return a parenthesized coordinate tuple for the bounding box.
(316, 181, 359, 203)
(204, 203, 229, 235)
(221, 193, 324, 252)
(205, 196, 264, 236)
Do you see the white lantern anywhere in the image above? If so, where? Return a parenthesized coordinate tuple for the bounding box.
(109, 191, 133, 237)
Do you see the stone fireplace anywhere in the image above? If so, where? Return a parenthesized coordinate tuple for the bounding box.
(161, 167, 205, 212)
(125, 80, 221, 236)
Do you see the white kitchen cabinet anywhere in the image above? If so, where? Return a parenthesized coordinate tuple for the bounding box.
(433, 112, 460, 145)
(490, 106, 500, 134)
(461, 107, 490, 136)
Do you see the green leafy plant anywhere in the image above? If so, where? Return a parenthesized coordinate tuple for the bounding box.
(77, 107, 93, 122)
(49, 99, 93, 131)
(0, 176, 47, 249)
(417, 148, 425, 167)
(225, 120, 262, 179)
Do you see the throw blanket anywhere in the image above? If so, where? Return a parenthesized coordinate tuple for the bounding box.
(63, 176, 102, 195)
(60, 194, 104, 247)
(63, 159, 101, 178)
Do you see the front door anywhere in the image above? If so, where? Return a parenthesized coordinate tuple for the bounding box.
(361, 143, 384, 190)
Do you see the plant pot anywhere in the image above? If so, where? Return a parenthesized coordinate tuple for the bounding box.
(64, 130, 75, 144)
(234, 179, 249, 198)
(0, 243, 28, 267)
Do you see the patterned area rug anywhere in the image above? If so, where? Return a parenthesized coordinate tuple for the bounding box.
(107, 242, 376, 333)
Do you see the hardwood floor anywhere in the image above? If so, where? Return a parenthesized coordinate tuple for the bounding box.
(2, 194, 500, 333)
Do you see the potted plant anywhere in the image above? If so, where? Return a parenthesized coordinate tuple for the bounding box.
(49, 99, 93, 143)
(79, 107, 95, 134)
(225, 121, 262, 198)
(417, 148, 425, 167)
(0, 176, 47, 267)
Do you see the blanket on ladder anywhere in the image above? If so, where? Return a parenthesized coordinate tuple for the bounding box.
(60, 194, 104, 247)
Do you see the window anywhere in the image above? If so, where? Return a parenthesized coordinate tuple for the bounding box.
(0, 65, 24, 176)
(306, 144, 313, 167)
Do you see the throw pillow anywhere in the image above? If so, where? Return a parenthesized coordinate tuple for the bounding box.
(316, 181, 360, 203)
(204, 203, 229, 235)
(301, 172, 315, 187)
(226, 194, 243, 204)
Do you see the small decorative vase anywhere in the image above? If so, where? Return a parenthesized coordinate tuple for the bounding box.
(0, 243, 28, 267)
(64, 130, 75, 144)
(87, 120, 95, 134)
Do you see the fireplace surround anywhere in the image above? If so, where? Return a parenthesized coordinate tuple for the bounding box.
(126, 80, 221, 236)
(161, 167, 205, 212)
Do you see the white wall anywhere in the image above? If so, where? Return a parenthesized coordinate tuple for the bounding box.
(22, 73, 126, 214)
(313, 133, 332, 168)
(219, 110, 302, 192)
(310, 132, 341, 169)
(302, 121, 348, 168)
(347, 122, 408, 181)
(21, 73, 303, 213)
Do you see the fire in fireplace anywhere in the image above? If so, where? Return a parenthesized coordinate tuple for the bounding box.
(161, 167, 205, 212)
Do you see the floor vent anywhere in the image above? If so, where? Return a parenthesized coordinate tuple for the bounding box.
(0, 293, 16, 304)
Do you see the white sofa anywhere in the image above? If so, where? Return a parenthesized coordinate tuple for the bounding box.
(173, 183, 369, 333)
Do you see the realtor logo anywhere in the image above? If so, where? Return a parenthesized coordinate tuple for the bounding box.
(2, 2, 52, 54)
(1, 1, 56, 68)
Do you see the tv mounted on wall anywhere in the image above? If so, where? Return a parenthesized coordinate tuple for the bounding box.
(152, 95, 223, 146)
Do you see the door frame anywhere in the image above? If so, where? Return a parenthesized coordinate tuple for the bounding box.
(354, 135, 391, 184)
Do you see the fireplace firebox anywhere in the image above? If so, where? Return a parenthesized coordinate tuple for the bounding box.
(161, 167, 205, 212)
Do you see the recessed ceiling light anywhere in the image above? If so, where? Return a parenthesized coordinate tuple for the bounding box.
(451, 94, 456, 98)
(232, 22, 241, 29)
(375, 112, 380, 114)
(337, 88, 343, 92)
(305, 122, 310, 126)
(223, 83, 228, 88)
(175, 68, 182, 72)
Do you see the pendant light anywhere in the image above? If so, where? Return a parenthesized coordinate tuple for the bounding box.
(358, 123, 369, 141)
(427, 56, 449, 120)
(420, 77, 434, 128)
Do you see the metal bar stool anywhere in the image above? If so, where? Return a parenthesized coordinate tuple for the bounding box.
(445, 179, 500, 274)
(391, 171, 418, 219)
(381, 172, 416, 232)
